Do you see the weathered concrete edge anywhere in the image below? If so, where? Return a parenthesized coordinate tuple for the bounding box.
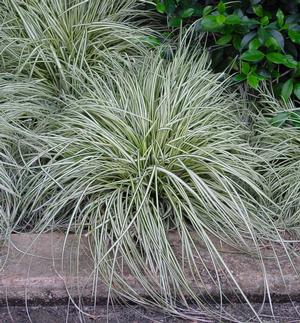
(0, 233, 299, 305)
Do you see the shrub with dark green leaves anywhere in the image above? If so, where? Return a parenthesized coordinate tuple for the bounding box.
(154, 0, 300, 102)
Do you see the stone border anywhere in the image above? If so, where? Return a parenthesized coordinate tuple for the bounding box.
(0, 233, 299, 305)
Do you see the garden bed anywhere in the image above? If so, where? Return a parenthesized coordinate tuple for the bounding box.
(1, 0, 300, 320)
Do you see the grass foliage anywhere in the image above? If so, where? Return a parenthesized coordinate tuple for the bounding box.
(20, 48, 271, 240)
(0, 1, 299, 321)
(253, 91, 300, 233)
(0, 147, 18, 242)
(0, 0, 157, 95)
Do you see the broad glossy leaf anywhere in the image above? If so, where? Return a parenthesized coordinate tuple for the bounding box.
(241, 31, 257, 49)
(145, 35, 161, 47)
(269, 30, 285, 49)
(249, 38, 261, 49)
(247, 74, 260, 88)
(169, 17, 182, 27)
(286, 15, 300, 25)
(241, 49, 264, 62)
(253, 5, 263, 17)
(234, 74, 247, 82)
(288, 28, 300, 44)
(258, 28, 270, 43)
(218, 1, 226, 14)
(269, 112, 289, 127)
(265, 37, 281, 50)
(156, 2, 166, 14)
(181, 8, 194, 18)
(240, 18, 259, 27)
(281, 79, 294, 101)
(294, 83, 300, 100)
(203, 5, 213, 16)
(242, 62, 250, 74)
(216, 34, 232, 45)
(225, 14, 241, 25)
(216, 15, 226, 25)
(266, 52, 287, 64)
(260, 16, 269, 26)
(284, 55, 298, 69)
(276, 9, 285, 27)
(201, 16, 221, 31)
(258, 69, 271, 79)
(266, 22, 278, 30)
(233, 34, 241, 50)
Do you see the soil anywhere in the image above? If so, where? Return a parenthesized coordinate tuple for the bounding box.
(0, 303, 299, 323)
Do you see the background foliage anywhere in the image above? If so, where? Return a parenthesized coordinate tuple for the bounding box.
(154, 0, 300, 102)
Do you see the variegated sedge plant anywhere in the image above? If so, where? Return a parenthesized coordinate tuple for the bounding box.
(12, 39, 289, 321)
(0, 146, 18, 245)
(0, 74, 60, 241)
(0, 0, 160, 96)
(252, 87, 300, 235)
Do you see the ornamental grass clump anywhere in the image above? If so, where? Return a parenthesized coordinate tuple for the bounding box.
(13, 44, 282, 320)
(0, 0, 158, 95)
(0, 74, 58, 126)
(0, 74, 63, 234)
(252, 90, 300, 233)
